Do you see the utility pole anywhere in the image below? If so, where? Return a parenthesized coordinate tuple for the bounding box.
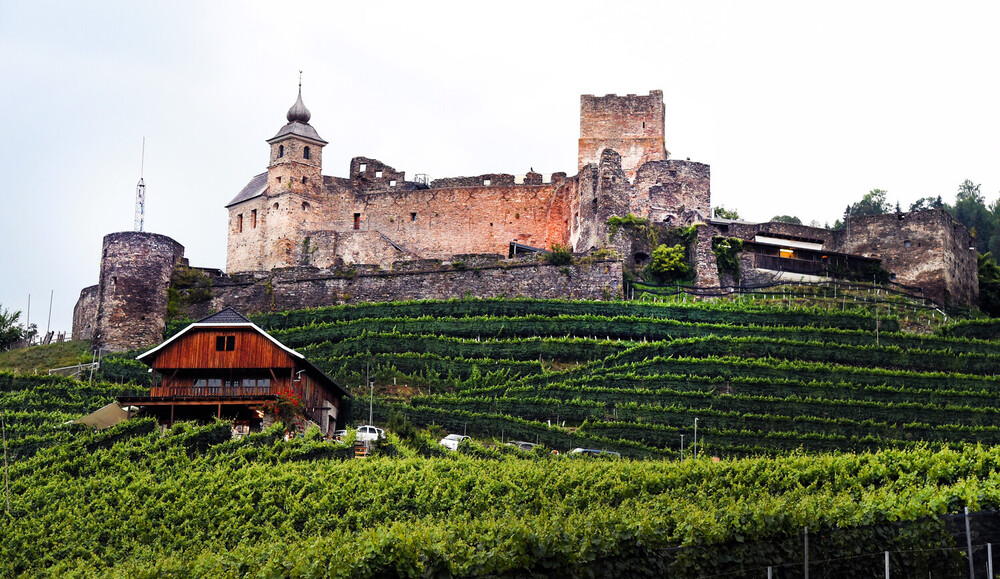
(367, 361, 373, 425)
(45, 290, 53, 338)
(693, 418, 698, 460)
(2, 417, 10, 514)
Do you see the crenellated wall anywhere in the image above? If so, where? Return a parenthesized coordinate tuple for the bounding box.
(579, 91, 667, 180)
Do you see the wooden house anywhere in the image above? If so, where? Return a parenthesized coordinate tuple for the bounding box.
(118, 307, 349, 434)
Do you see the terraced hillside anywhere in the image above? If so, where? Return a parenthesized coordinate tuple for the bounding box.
(213, 297, 1000, 458)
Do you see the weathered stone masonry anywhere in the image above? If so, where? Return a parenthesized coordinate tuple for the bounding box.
(73, 88, 979, 351)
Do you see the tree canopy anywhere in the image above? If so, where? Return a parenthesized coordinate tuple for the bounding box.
(847, 189, 892, 217)
(713, 206, 740, 220)
(770, 215, 802, 225)
(0, 306, 25, 350)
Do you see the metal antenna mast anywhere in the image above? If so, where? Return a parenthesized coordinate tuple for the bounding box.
(134, 138, 146, 232)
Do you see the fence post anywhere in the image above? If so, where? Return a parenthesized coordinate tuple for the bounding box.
(988, 543, 993, 579)
(803, 526, 809, 579)
(767, 566, 772, 579)
(966, 506, 975, 579)
(885, 551, 889, 578)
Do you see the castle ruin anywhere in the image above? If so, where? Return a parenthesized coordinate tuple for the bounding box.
(74, 88, 978, 351)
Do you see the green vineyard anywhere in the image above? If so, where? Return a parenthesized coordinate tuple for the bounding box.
(4, 296, 1000, 576)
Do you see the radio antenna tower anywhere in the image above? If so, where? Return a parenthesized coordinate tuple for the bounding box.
(134, 138, 146, 232)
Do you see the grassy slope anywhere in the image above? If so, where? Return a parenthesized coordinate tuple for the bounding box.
(0, 340, 91, 373)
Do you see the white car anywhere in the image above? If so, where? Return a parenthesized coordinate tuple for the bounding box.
(355, 425, 385, 442)
(439, 434, 470, 451)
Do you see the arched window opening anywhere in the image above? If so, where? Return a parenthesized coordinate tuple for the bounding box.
(303, 146, 311, 160)
(279, 145, 284, 158)
(302, 202, 311, 212)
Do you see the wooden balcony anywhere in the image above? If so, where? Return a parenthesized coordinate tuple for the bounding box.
(149, 384, 276, 398)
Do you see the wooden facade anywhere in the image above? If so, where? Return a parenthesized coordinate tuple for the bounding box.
(120, 308, 349, 433)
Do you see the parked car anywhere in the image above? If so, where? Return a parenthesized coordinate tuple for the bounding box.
(439, 434, 471, 451)
(505, 440, 537, 452)
(355, 425, 385, 442)
(568, 448, 621, 458)
(333, 429, 348, 442)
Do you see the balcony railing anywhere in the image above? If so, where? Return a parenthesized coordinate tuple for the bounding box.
(755, 255, 828, 276)
(151, 385, 275, 398)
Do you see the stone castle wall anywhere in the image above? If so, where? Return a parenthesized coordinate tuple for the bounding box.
(579, 91, 667, 180)
(834, 210, 978, 306)
(76, 232, 623, 351)
(92, 232, 185, 352)
(184, 258, 623, 321)
(72, 285, 99, 341)
(715, 209, 977, 306)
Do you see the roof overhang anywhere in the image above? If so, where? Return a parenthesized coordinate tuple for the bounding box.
(136, 321, 351, 399)
(754, 235, 824, 251)
(137, 322, 303, 363)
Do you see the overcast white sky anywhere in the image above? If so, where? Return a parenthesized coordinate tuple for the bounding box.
(3, 0, 1000, 334)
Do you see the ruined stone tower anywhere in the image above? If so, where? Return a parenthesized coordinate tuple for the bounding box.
(92, 232, 185, 351)
(578, 90, 668, 181)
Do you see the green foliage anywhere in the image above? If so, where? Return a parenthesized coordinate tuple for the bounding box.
(910, 195, 945, 212)
(166, 264, 213, 320)
(0, 340, 92, 373)
(713, 206, 740, 219)
(712, 236, 743, 280)
(3, 422, 1000, 577)
(649, 244, 690, 282)
(606, 214, 658, 245)
(978, 252, 1000, 317)
(544, 243, 574, 265)
(847, 188, 892, 217)
(770, 214, 802, 224)
(0, 305, 25, 351)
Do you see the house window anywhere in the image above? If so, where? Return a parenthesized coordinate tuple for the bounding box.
(237, 214, 243, 233)
(376, 170, 383, 178)
(410, 212, 417, 221)
(353, 213, 361, 230)
(215, 335, 235, 351)
(303, 146, 311, 160)
(251, 209, 257, 228)
(359, 163, 367, 172)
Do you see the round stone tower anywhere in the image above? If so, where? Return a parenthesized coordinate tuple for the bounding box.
(93, 231, 185, 352)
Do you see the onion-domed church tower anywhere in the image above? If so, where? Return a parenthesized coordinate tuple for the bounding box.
(266, 81, 327, 195)
(226, 81, 329, 273)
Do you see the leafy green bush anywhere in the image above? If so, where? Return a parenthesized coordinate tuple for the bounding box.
(649, 244, 690, 281)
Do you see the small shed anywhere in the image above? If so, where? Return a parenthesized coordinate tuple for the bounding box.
(118, 307, 349, 434)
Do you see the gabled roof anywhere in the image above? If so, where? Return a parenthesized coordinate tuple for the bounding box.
(197, 306, 252, 324)
(137, 313, 300, 363)
(226, 172, 268, 208)
(136, 310, 351, 398)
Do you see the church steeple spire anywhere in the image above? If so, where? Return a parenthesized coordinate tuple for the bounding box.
(286, 72, 311, 123)
(268, 73, 326, 146)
